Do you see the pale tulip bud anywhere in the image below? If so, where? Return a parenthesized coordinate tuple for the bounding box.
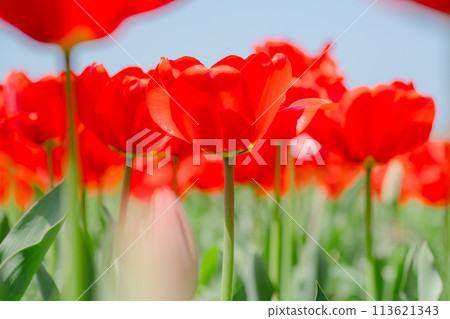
(117, 187, 198, 300)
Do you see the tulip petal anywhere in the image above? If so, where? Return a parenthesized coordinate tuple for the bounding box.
(265, 98, 337, 139)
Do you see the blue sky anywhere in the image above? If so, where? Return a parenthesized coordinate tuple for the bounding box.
(0, 0, 448, 132)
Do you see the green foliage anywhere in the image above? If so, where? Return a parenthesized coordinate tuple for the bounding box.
(0, 180, 67, 300)
(417, 242, 443, 301)
(315, 280, 329, 301)
(244, 252, 274, 301)
(36, 265, 60, 301)
(0, 176, 446, 301)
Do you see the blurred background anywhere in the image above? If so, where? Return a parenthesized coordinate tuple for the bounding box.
(1, 0, 448, 131)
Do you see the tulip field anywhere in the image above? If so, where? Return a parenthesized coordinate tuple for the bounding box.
(0, 0, 448, 305)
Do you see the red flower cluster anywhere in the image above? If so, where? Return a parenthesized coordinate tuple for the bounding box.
(0, 31, 443, 209)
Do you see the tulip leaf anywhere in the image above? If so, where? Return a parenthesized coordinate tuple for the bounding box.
(244, 253, 273, 301)
(232, 275, 247, 301)
(199, 246, 219, 286)
(0, 209, 10, 243)
(417, 242, 442, 301)
(36, 265, 60, 301)
(0, 180, 67, 301)
(314, 280, 329, 301)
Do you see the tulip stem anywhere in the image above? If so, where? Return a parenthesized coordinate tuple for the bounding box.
(118, 163, 132, 231)
(269, 145, 282, 296)
(221, 156, 235, 301)
(81, 188, 87, 232)
(62, 49, 91, 300)
(365, 163, 378, 300)
(280, 153, 294, 300)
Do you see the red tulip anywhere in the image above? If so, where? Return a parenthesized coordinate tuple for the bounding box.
(0, 0, 175, 49)
(147, 53, 334, 155)
(405, 0, 450, 15)
(76, 64, 167, 155)
(399, 140, 449, 207)
(253, 40, 343, 141)
(3, 71, 68, 146)
(306, 81, 435, 164)
(146, 53, 290, 154)
(0, 83, 66, 188)
(78, 127, 124, 190)
(255, 39, 347, 103)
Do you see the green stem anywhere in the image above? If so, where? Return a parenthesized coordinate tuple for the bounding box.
(62, 49, 91, 300)
(81, 188, 87, 232)
(280, 153, 294, 300)
(221, 156, 235, 301)
(64, 51, 78, 187)
(365, 164, 378, 300)
(118, 163, 132, 232)
(269, 145, 282, 295)
(173, 157, 178, 196)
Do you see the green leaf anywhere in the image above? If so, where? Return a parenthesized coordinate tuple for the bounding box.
(314, 280, 329, 301)
(391, 247, 408, 301)
(232, 275, 247, 301)
(199, 246, 219, 286)
(417, 242, 443, 301)
(399, 244, 417, 301)
(0, 209, 10, 243)
(0, 180, 67, 301)
(101, 203, 115, 228)
(244, 253, 274, 301)
(36, 265, 60, 301)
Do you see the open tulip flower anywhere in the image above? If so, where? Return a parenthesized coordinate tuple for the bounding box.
(1, 83, 66, 189)
(147, 53, 336, 155)
(147, 53, 290, 155)
(307, 81, 435, 164)
(76, 64, 157, 155)
(0, 0, 175, 50)
(2, 71, 68, 147)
